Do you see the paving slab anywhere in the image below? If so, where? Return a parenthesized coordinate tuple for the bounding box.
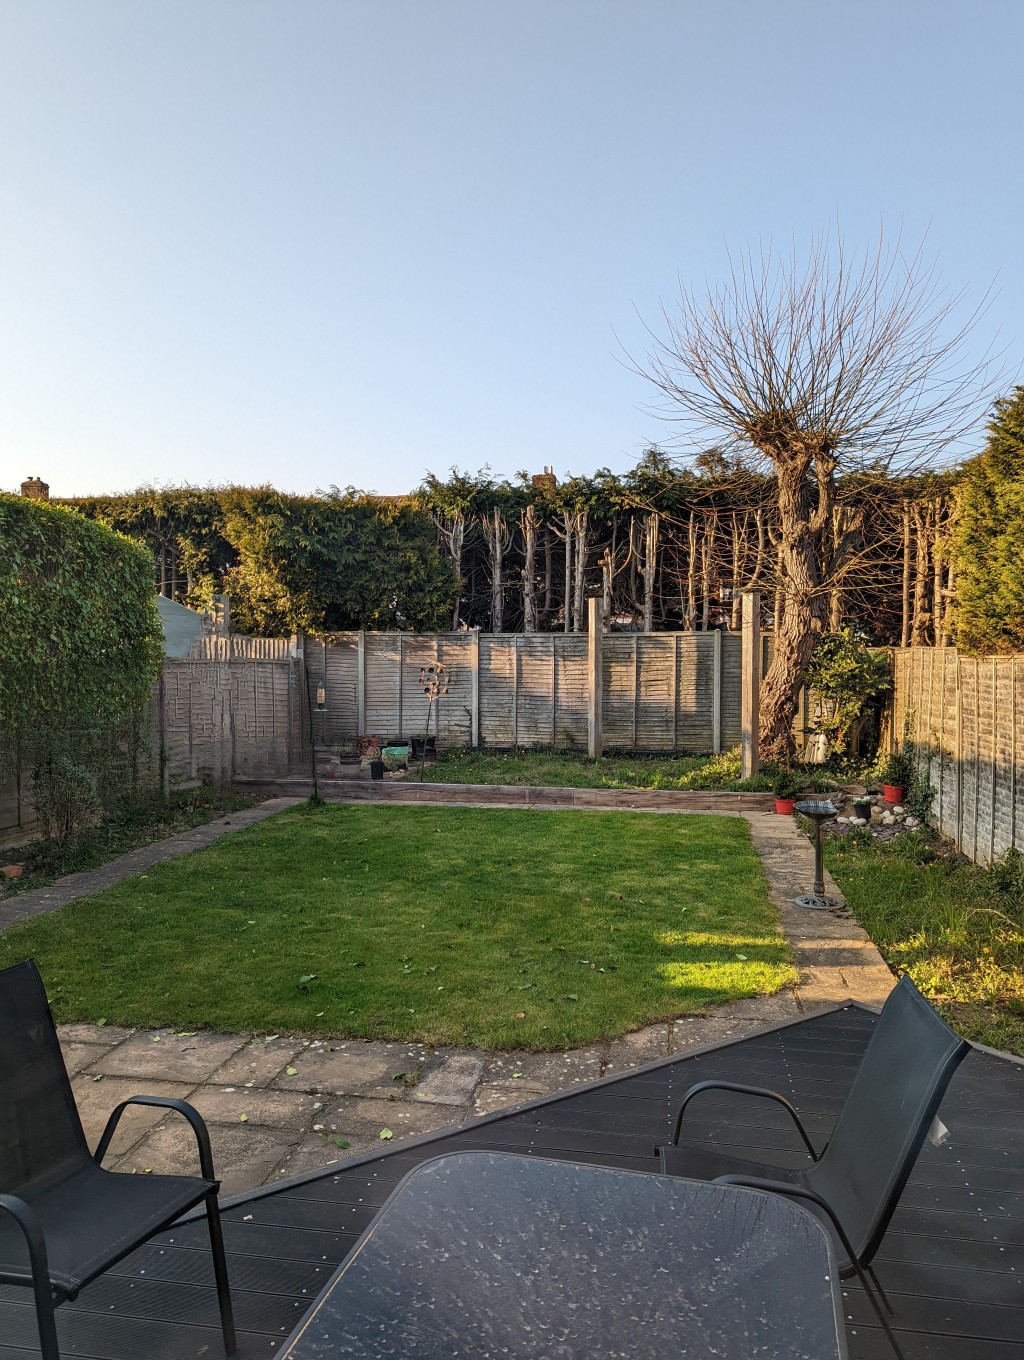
(472, 1081, 548, 1115)
(484, 1047, 604, 1090)
(319, 1095, 463, 1153)
(187, 1086, 319, 1129)
(603, 1024, 672, 1074)
(113, 1121, 303, 1197)
(71, 1075, 197, 1160)
(670, 1016, 765, 1053)
(272, 1039, 429, 1098)
(58, 1022, 136, 1046)
(92, 1030, 249, 1082)
(210, 1035, 307, 1086)
(413, 1052, 486, 1105)
(61, 1040, 116, 1077)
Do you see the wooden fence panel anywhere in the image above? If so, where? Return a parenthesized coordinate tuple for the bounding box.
(894, 647, 1024, 864)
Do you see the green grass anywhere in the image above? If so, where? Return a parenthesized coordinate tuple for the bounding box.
(826, 834, 1024, 1055)
(422, 747, 763, 791)
(0, 784, 260, 898)
(0, 804, 797, 1050)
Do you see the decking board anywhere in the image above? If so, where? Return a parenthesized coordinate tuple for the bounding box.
(2, 1004, 1022, 1358)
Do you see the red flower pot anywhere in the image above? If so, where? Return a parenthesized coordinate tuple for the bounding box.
(774, 797, 796, 815)
(882, 784, 905, 805)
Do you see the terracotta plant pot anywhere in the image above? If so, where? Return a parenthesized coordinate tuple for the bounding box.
(774, 797, 796, 815)
(882, 784, 905, 805)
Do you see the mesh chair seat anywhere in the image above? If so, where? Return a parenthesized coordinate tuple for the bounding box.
(0, 1161, 214, 1296)
(0, 959, 235, 1359)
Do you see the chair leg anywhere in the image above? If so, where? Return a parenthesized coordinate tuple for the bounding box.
(867, 1262, 897, 1315)
(204, 1190, 237, 1355)
(32, 1280, 61, 1360)
(847, 1261, 906, 1360)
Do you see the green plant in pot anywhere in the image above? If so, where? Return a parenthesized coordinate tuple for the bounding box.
(879, 746, 915, 804)
(771, 767, 803, 814)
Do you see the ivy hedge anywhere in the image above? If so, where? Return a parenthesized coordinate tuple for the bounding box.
(0, 495, 164, 841)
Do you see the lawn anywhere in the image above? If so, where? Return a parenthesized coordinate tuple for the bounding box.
(826, 833, 1024, 1056)
(0, 804, 796, 1050)
(421, 747, 764, 791)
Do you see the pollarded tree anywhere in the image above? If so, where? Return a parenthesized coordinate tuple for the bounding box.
(636, 228, 996, 759)
(950, 387, 1024, 654)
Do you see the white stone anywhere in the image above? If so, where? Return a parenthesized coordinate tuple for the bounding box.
(882, 813, 894, 825)
(836, 816, 849, 824)
(851, 817, 867, 827)
(891, 805, 904, 815)
(905, 816, 919, 828)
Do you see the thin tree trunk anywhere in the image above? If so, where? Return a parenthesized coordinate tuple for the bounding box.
(563, 512, 573, 632)
(911, 504, 929, 646)
(643, 512, 660, 633)
(686, 512, 698, 629)
(543, 523, 552, 617)
(482, 507, 511, 633)
(572, 511, 588, 632)
(521, 504, 538, 632)
(900, 502, 912, 648)
(932, 500, 944, 648)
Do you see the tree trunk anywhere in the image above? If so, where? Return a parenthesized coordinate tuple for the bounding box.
(543, 524, 552, 617)
(562, 512, 573, 633)
(643, 513, 660, 632)
(572, 511, 588, 632)
(521, 504, 538, 632)
(900, 502, 912, 648)
(481, 508, 510, 633)
(758, 462, 826, 761)
(686, 512, 698, 630)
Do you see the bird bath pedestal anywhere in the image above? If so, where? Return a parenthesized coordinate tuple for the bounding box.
(793, 799, 841, 910)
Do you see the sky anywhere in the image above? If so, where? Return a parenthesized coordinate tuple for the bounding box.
(0, 0, 1021, 499)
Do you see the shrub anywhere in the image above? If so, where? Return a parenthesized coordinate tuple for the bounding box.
(0, 496, 163, 843)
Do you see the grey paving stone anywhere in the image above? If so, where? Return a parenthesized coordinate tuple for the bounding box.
(58, 1022, 135, 1046)
(472, 1081, 547, 1116)
(670, 1017, 764, 1054)
(272, 1039, 429, 1098)
(273, 1133, 359, 1181)
(319, 1095, 463, 1152)
(413, 1053, 485, 1106)
(711, 992, 801, 1024)
(113, 1121, 303, 1197)
(210, 1035, 307, 1086)
(92, 1030, 249, 1082)
(484, 1047, 604, 1091)
(186, 1086, 319, 1129)
(71, 1075, 197, 1160)
(602, 1024, 671, 1075)
(61, 1040, 115, 1077)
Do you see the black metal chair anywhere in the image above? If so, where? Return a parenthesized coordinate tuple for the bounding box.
(656, 975, 970, 1360)
(0, 959, 235, 1359)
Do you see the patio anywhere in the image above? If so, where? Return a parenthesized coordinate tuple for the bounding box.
(2, 1002, 1020, 1359)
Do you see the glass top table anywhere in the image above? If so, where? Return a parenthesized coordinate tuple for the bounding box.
(279, 1150, 846, 1358)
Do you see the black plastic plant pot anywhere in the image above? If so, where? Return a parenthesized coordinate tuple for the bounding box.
(370, 760, 385, 780)
(411, 736, 437, 759)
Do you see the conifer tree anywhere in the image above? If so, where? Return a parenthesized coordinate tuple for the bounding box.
(951, 386, 1024, 654)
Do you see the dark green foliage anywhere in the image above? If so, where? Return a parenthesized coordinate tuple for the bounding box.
(951, 386, 1024, 654)
(804, 630, 891, 754)
(0, 496, 164, 841)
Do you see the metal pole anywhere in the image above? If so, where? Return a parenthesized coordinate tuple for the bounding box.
(813, 823, 825, 899)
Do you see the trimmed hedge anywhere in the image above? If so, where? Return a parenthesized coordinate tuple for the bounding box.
(0, 495, 163, 839)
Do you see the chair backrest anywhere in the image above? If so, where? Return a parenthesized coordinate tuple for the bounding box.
(807, 975, 970, 1265)
(0, 959, 90, 1194)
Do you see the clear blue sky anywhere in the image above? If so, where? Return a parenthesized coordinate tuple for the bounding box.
(0, 0, 1020, 498)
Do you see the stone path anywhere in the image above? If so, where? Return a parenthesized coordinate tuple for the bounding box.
(4, 787, 894, 1195)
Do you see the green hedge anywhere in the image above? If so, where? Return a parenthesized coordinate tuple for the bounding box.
(0, 496, 163, 840)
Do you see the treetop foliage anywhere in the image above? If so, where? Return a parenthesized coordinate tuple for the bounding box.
(950, 386, 1024, 655)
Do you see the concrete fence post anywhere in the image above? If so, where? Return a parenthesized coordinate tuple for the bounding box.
(740, 591, 761, 779)
(588, 596, 603, 758)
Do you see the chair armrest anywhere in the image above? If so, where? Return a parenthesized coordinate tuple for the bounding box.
(95, 1096, 216, 1180)
(0, 1193, 61, 1358)
(667, 1080, 819, 1160)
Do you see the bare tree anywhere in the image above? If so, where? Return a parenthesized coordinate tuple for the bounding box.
(636, 228, 997, 758)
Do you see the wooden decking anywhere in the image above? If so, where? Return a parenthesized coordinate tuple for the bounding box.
(2, 1004, 1022, 1358)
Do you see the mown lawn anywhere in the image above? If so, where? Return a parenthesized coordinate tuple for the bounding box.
(826, 834, 1024, 1056)
(422, 747, 762, 791)
(0, 804, 796, 1050)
